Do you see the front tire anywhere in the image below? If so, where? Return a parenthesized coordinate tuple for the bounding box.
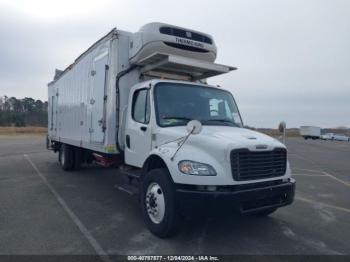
(141, 168, 180, 238)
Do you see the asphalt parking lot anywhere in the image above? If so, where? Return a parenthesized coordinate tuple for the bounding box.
(0, 135, 349, 255)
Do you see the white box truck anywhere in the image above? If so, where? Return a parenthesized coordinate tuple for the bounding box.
(47, 23, 295, 237)
(299, 126, 321, 140)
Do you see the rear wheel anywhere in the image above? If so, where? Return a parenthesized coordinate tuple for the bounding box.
(141, 168, 180, 238)
(59, 144, 74, 171)
(73, 147, 83, 170)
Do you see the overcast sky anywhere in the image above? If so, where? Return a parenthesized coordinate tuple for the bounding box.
(0, 0, 349, 128)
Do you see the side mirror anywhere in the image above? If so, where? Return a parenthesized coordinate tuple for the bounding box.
(186, 120, 202, 135)
(171, 120, 203, 161)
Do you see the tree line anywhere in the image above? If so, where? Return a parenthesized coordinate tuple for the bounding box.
(0, 96, 48, 127)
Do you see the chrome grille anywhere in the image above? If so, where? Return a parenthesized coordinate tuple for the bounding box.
(230, 148, 287, 181)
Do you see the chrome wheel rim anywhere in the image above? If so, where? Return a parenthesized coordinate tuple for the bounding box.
(145, 182, 165, 224)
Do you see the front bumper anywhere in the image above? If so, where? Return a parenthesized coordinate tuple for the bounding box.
(176, 178, 295, 214)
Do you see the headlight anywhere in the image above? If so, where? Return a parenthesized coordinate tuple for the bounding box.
(178, 160, 216, 176)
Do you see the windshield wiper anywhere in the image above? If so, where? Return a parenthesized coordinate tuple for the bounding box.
(202, 119, 239, 127)
(161, 117, 239, 127)
(162, 116, 193, 121)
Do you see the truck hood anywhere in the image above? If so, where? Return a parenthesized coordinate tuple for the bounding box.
(153, 125, 289, 186)
(155, 126, 285, 152)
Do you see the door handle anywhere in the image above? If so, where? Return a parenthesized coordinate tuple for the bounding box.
(140, 126, 147, 132)
(126, 135, 130, 149)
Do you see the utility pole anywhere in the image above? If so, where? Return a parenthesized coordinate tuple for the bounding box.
(279, 121, 286, 145)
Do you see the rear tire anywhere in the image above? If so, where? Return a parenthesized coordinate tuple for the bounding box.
(141, 168, 180, 238)
(73, 147, 83, 170)
(59, 144, 74, 171)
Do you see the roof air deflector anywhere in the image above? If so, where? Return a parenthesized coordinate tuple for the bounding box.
(136, 52, 237, 80)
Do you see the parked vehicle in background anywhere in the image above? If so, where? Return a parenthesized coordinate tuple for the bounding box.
(333, 134, 350, 141)
(300, 126, 321, 140)
(320, 133, 335, 140)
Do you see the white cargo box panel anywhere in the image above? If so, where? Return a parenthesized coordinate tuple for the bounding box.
(47, 28, 128, 154)
(136, 52, 236, 80)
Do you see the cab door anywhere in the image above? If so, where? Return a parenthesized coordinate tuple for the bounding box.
(124, 88, 152, 167)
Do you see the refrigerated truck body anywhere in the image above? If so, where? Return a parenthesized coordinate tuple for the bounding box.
(47, 22, 295, 237)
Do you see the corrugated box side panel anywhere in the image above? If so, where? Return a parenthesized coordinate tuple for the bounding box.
(51, 36, 114, 153)
(104, 35, 121, 153)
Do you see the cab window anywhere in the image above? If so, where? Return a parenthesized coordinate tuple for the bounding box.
(132, 89, 150, 124)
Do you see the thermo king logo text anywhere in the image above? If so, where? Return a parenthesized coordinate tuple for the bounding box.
(175, 37, 205, 48)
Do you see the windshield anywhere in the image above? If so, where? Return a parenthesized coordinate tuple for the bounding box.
(154, 82, 243, 127)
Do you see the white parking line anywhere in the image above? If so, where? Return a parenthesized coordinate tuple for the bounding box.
(24, 154, 111, 261)
(322, 171, 350, 187)
(296, 196, 350, 213)
(292, 159, 350, 187)
(292, 173, 327, 177)
(293, 168, 323, 174)
(293, 170, 350, 187)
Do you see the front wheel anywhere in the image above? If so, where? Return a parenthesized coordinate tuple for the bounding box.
(141, 168, 180, 238)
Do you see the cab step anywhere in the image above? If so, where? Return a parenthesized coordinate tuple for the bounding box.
(118, 165, 143, 181)
(116, 165, 143, 196)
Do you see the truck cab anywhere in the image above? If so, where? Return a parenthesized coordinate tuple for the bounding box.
(123, 80, 295, 237)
